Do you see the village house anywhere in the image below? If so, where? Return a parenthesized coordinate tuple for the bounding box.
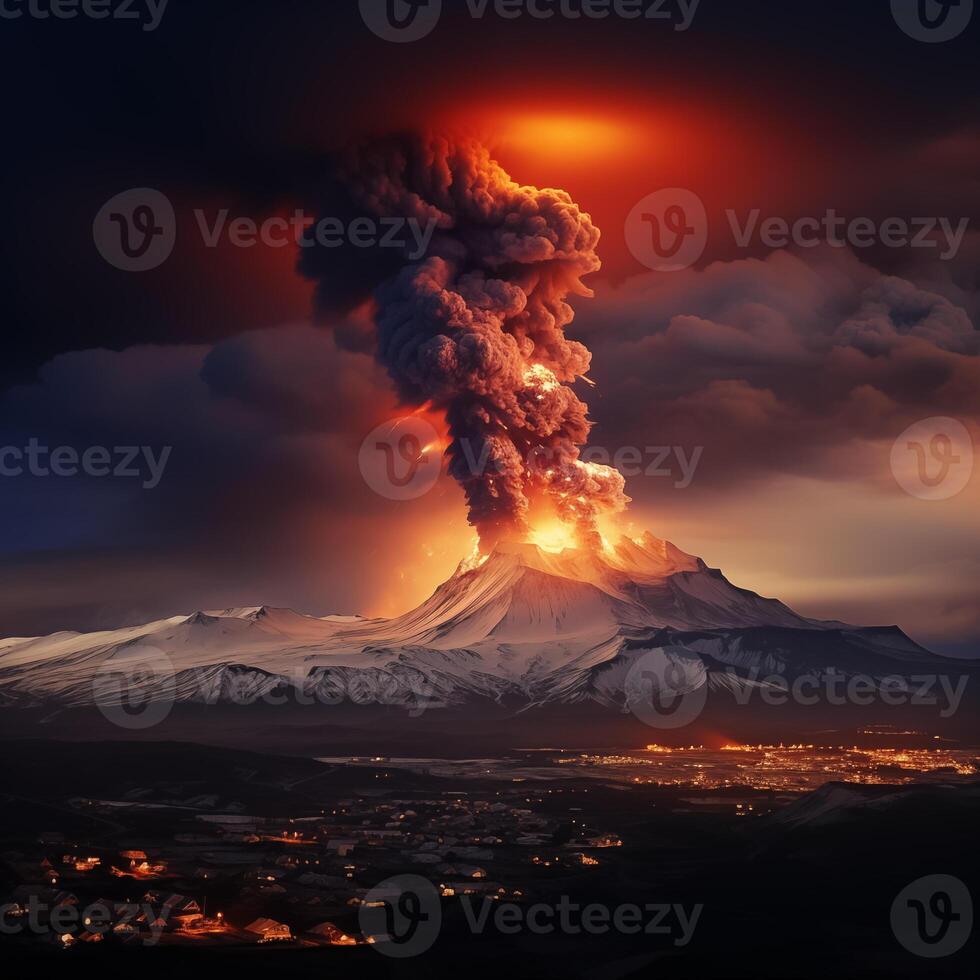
(10, 885, 78, 911)
(112, 921, 141, 942)
(436, 863, 487, 879)
(256, 881, 286, 895)
(142, 891, 203, 929)
(439, 881, 505, 898)
(356, 828, 405, 841)
(253, 867, 288, 882)
(112, 854, 167, 878)
(296, 872, 348, 890)
(304, 921, 357, 946)
(565, 833, 623, 848)
(245, 917, 293, 943)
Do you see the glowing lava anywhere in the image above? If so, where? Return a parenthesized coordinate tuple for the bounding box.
(528, 520, 581, 555)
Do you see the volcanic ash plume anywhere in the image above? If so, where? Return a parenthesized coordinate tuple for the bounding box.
(315, 136, 629, 550)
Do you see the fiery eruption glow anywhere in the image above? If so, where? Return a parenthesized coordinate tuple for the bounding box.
(322, 136, 629, 552)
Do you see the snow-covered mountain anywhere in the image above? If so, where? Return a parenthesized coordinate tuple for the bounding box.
(0, 532, 955, 711)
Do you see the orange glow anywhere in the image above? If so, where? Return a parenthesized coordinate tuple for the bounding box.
(459, 542, 490, 573)
(418, 90, 825, 280)
(524, 363, 561, 392)
(492, 112, 642, 166)
(527, 518, 580, 555)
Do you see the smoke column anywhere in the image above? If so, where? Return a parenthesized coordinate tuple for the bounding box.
(310, 136, 628, 550)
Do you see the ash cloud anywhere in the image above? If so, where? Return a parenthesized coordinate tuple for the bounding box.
(577, 246, 979, 491)
(301, 136, 628, 548)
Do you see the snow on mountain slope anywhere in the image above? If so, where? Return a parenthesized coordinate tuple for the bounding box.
(0, 532, 947, 709)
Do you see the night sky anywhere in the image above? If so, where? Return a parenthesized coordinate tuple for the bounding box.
(0, 0, 977, 653)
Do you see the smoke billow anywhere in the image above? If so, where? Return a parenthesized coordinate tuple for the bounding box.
(304, 136, 628, 550)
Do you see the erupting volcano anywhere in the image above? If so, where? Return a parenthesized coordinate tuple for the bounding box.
(303, 136, 628, 551)
(0, 531, 957, 718)
(0, 137, 967, 733)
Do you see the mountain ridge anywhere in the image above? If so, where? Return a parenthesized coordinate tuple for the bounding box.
(0, 532, 962, 711)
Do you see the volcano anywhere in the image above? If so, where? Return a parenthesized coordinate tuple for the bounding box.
(0, 532, 958, 716)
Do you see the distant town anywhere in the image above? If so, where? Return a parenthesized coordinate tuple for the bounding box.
(1, 736, 976, 954)
(2, 755, 627, 950)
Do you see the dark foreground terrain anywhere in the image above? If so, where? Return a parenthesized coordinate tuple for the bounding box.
(0, 739, 976, 978)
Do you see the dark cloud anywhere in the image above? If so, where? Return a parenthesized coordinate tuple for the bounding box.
(301, 136, 627, 549)
(578, 247, 980, 490)
(0, 245, 976, 646)
(201, 321, 391, 432)
(0, 324, 440, 634)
